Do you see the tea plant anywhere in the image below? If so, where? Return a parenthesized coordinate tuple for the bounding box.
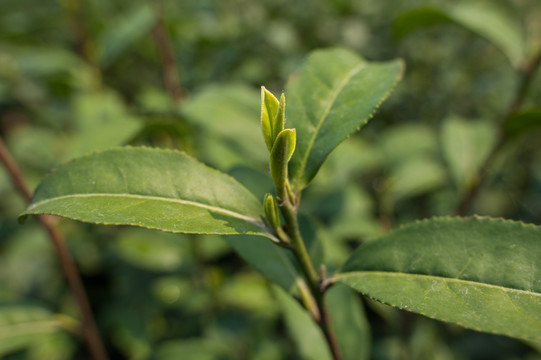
(19, 47, 541, 360)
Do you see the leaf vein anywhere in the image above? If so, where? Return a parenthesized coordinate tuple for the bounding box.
(27, 193, 264, 227)
(296, 62, 367, 185)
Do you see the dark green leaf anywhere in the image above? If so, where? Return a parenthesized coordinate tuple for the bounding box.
(274, 286, 333, 360)
(225, 212, 323, 293)
(286, 48, 403, 190)
(504, 108, 541, 139)
(21, 147, 271, 237)
(336, 217, 541, 341)
(327, 284, 371, 360)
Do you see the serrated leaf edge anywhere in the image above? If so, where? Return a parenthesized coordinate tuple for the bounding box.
(293, 58, 405, 189)
(335, 271, 541, 342)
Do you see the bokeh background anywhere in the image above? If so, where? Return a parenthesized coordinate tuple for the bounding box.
(1, 0, 540, 358)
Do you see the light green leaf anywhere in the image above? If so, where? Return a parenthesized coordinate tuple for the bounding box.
(66, 89, 142, 160)
(335, 217, 541, 341)
(270, 128, 296, 193)
(261, 86, 280, 151)
(97, 4, 156, 67)
(388, 156, 446, 201)
(393, 2, 527, 67)
(21, 147, 270, 237)
(5, 46, 81, 77)
(0, 306, 70, 356)
(441, 116, 496, 193)
(264, 193, 280, 230)
(286, 48, 403, 191)
(379, 123, 438, 167)
(155, 338, 228, 360)
(112, 228, 189, 272)
(181, 84, 267, 169)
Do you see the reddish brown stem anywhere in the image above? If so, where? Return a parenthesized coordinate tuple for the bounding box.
(0, 137, 109, 360)
(151, 0, 182, 103)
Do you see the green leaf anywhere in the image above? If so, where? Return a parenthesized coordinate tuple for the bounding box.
(66, 89, 142, 160)
(112, 228, 189, 272)
(441, 116, 496, 193)
(335, 217, 541, 342)
(225, 212, 324, 293)
(274, 92, 286, 143)
(388, 156, 446, 201)
(181, 84, 267, 169)
(327, 284, 371, 360)
(21, 147, 271, 237)
(261, 86, 280, 151)
(393, 2, 527, 67)
(264, 193, 280, 230)
(274, 286, 333, 360)
(504, 108, 541, 139)
(270, 129, 296, 193)
(0, 305, 70, 356)
(97, 4, 156, 67)
(225, 234, 299, 292)
(286, 48, 404, 191)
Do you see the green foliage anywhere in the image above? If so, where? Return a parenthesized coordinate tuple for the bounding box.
(393, 1, 527, 67)
(2, 0, 541, 358)
(336, 217, 541, 341)
(0, 305, 75, 359)
(21, 147, 269, 237)
(441, 116, 496, 193)
(286, 48, 404, 191)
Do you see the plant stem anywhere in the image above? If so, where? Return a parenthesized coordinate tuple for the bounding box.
(456, 49, 541, 216)
(151, 0, 182, 103)
(279, 195, 342, 360)
(0, 137, 109, 360)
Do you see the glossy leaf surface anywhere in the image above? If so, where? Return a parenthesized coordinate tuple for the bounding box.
(393, 2, 526, 67)
(21, 147, 270, 237)
(336, 217, 541, 341)
(286, 48, 403, 190)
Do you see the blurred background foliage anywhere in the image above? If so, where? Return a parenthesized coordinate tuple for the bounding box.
(1, 0, 540, 358)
